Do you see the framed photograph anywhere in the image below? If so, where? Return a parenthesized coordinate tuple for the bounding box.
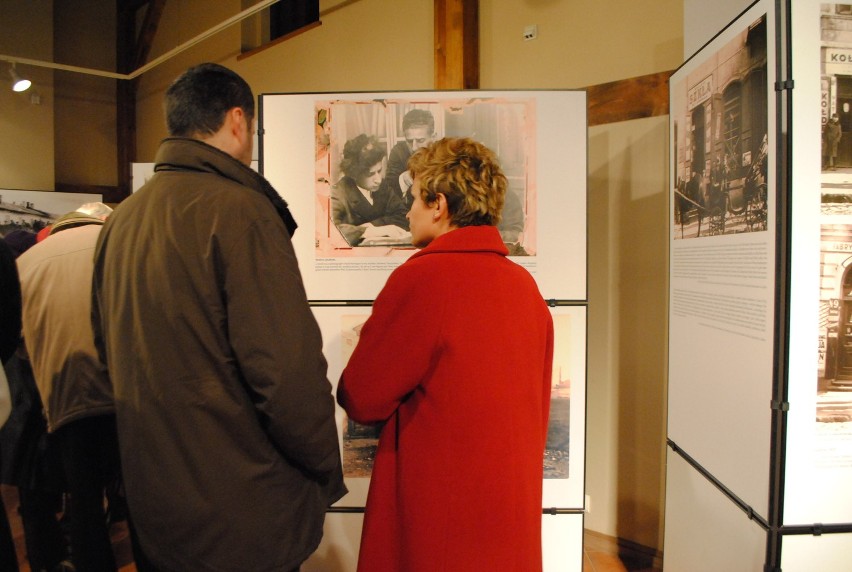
(313, 303, 586, 509)
(542, 305, 587, 509)
(260, 90, 586, 301)
(667, 0, 777, 517)
(0, 189, 103, 237)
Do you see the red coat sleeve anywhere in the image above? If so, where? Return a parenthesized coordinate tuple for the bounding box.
(337, 261, 443, 423)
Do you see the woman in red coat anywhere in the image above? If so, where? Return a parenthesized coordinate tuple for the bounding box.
(338, 137, 554, 571)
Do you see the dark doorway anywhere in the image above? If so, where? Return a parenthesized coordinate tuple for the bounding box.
(836, 75, 852, 167)
(837, 266, 852, 380)
(691, 106, 706, 176)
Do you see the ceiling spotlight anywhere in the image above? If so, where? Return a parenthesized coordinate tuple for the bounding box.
(9, 63, 31, 92)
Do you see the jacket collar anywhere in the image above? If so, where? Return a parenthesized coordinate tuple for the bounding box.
(154, 137, 298, 237)
(410, 225, 508, 260)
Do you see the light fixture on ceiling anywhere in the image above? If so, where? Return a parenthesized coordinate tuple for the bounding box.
(9, 63, 32, 92)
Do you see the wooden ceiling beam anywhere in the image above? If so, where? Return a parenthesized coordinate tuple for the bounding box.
(134, 0, 166, 69)
(113, 0, 164, 203)
(434, 0, 479, 90)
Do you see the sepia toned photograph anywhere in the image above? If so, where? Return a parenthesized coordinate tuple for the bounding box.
(819, 4, 852, 213)
(314, 97, 536, 257)
(814, 7, 852, 470)
(670, 13, 769, 239)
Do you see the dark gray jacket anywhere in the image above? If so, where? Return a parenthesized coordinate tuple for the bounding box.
(92, 137, 345, 572)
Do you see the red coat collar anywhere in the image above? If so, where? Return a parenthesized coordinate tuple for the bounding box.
(410, 225, 508, 260)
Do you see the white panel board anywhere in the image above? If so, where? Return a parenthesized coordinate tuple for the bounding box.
(315, 305, 587, 509)
(784, 0, 852, 527)
(304, 510, 583, 571)
(668, 0, 775, 516)
(664, 450, 766, 572)
(782, 533, 852, 571)
(542, 512, 584, 572)
(260, 90, 587, 301)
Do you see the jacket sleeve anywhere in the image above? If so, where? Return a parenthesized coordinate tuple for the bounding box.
(337, 261, 443, 423)
(372, 182, 410, 230)
(225, 216, 343, 487)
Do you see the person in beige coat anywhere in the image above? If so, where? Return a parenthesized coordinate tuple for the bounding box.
(17, 208, 134, 572)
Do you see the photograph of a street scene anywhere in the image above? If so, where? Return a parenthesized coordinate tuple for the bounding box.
(671, 14, 769, 239)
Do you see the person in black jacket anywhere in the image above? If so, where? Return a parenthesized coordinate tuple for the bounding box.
(0, 237, 21, 571)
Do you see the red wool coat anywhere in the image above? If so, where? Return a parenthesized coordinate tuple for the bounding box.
(338, 225, 554, 572)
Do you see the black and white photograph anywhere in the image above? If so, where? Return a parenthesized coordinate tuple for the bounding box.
(314, 98, 535, 256)
(0, 189, 102, 237)
(671, 13, 769, 239)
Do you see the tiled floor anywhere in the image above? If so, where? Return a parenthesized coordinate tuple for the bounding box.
(4, 484, 659, 571)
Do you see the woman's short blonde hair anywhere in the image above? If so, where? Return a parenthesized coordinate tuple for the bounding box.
(407, 137, 507, 227)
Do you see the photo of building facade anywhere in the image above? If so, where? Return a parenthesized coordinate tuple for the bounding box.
(672, 14, 768, 238)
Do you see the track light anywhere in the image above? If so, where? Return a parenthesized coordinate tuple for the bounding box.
(9, 63, 31, 92)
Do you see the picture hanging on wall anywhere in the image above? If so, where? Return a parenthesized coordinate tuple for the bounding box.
(313, 304, 586, 509)
(0, 189, 103, 238)
(260, 90, 587, 301)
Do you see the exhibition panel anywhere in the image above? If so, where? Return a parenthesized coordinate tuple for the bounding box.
(663, 450, 766, 572)
(259, 90, 587, 301)
(668, 0, 852, 568)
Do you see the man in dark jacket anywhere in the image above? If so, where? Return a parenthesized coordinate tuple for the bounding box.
(92, 63, 345, 572)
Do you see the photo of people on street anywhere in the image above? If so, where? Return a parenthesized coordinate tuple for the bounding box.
(671, 14, 769, 239)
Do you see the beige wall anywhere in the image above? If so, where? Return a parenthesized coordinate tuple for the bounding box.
(480, 0, 682, 89)
(134, 0, 435, 160)
(53, 0, 117, 186)
(0, 0, 683, 555)
(588, 116, 670, 549)
(479, 0, 681, 551)
(0, 0, 54, 190)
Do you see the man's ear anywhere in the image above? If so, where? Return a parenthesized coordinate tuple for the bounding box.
(228, 107, 248, 141)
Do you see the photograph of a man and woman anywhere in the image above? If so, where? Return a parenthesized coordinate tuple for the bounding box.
(314, 98, 535, 256)
(671, 13, 769, 239)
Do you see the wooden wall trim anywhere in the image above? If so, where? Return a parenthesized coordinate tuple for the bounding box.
(586, 70, 673, 127)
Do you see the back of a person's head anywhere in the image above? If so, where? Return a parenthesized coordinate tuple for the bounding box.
(408, 137, 507, 227)
(165, 63, 255, 138)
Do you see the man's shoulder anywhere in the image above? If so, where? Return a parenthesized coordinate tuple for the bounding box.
(388, 141, 411, 161)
